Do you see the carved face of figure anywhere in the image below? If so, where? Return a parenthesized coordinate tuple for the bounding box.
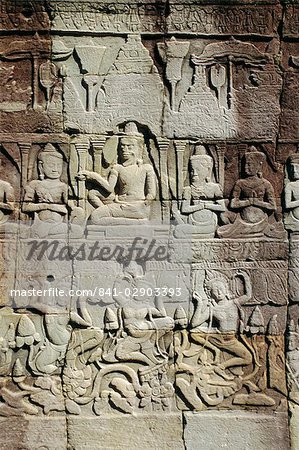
(291, 163, 299, 181)
(39, 154, 63, 180)
(191, 156, 213, 183)
(124, 261, 143, 279)
(288, 332, 299, 351)
(244, 154, 262, 177)
(209, 280, 227, 302)
(120, 137, 141, 164)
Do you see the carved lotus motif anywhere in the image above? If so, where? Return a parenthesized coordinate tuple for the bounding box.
(63, 365, 92, 401)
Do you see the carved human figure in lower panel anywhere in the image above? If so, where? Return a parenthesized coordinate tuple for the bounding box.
(0, 313, 66, 416)
(0, 361, 65, 416)
(63, 289, 175, 415)
(175, 270, 281, 410)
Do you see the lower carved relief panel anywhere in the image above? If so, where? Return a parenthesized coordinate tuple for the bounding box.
(175, 331, 286, 411)
(0, 309, 287, 418)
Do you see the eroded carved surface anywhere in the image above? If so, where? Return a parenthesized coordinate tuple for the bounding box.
(0, 1, 297, 449)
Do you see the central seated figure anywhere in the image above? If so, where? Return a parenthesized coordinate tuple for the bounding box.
(78, 123, 156, 225)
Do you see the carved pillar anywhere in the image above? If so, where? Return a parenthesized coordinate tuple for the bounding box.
(75, 142, 89, 209)
(32, 53, 40, 110)
(18, 142, 31, 195)
(238, 144, 248, 174)
(228, 54, 233, 109)
(157, 138, 170, 222)
(91, 137, 106, 174)
(216, 143, 226, 187)
(174, 140, 187, 200)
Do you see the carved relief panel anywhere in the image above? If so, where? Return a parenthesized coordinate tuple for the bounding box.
(0, 2, 296, 445)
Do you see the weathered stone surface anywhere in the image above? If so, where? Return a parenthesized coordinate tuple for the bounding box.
(0, 0, 50, 32)
(279, 43, 299, 141)
(0, 416, 67, 450)
(0, 0, 298, 448)
(183, 411, 289, 450)
(284, 4, 299, 39)
(175, 331, 287, 411)
(162, 39, 282, 140)
(167, 2, 282, 37)
(67, 414, 184, 450)
(289, 403, 299, 450)
(50, 0, 166, 34)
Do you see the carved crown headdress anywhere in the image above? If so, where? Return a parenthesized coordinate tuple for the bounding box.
(37, 144, 63, 180)
(203, 270, 230, 298)
(38, 143, 63, 161)
(245, 145, 266, 164)
(118, 122, 143, 139)
(118, 122, 145, 165)
(243, 145, 266, 178)
(190, 144, 213, 166)
(190, 146, 213, 183)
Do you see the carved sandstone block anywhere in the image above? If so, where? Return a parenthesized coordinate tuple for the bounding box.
(0, 416, 67, 450)
(50, 1, 166, 34)
(284, 3, 299, 39)
(162, 39, 282, 141)
(67, 414, 184, 450)
(183, 411, 289, 450)
(175, 331, 287, 411)
(0, 35, 63, 133)
(63, 328, 176, 416)
(289, 403, 299, 450)
(167, 1, 282, 37)
(0, 0, 50, 32)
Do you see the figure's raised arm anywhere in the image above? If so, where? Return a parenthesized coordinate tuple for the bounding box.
(190, 291, 210, 329)
(77, 167, 118, 194)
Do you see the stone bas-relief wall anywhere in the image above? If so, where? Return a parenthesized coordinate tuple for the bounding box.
(0, 0, 298, 449)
